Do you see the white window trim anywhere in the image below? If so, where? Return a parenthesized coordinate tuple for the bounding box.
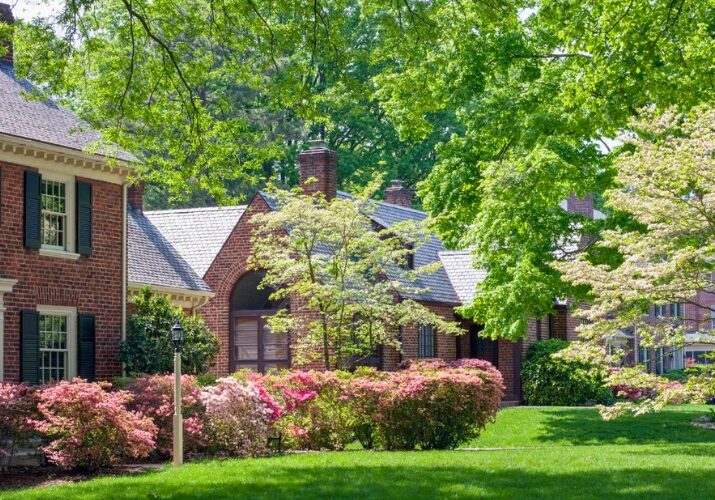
(0, 279, 18, 381)
(39, 170, 76, 255)
(37, 305, 78, 381)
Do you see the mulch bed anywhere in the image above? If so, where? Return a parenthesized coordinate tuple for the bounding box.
(0, 464, 162, 491)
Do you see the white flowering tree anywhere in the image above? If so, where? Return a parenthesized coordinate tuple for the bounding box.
(249, 180, 462, 370)
(557, 105, 715, 351)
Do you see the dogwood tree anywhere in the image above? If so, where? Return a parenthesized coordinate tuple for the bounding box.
(556, 105, 715, 349)
(249, 180, 462, 370)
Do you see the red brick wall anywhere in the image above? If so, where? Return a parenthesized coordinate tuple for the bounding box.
(0, 161, 124, 381)
(198, 194, 271, 375)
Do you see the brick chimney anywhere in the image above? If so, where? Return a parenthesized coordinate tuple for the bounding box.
(0, 3, 14, 66)
(127, 181, 145, 213)
(298, 140, 337, 200)
(384, 180, 413, 208)
(567, 193, 594, 219)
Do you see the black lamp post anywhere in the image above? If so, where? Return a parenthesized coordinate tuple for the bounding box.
(171, 321, 184, 466)
(172, 321, 184, 352)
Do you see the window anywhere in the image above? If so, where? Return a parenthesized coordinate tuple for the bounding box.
(639, 346, 649, 366)
(656, 347, 665, 374)
(418, 324, 435, 358)
(670, 303, 684, 319)
(41, 179, 67, 249)
(39, 173, 75, 253)
(37, 306, 76, 384)
(685, 350, 713, 365)
(655, 303, 683, 319)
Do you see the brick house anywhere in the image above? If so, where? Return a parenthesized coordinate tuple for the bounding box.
(134, 142, 601, 401)
(0, 3, 135, 384)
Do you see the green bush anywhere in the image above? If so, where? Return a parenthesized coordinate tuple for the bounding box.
(522, 339, 613, 406)
(119, 288, 219, 375)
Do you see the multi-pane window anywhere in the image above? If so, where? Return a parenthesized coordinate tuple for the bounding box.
(655, 304, 667, 317)
(670, 303, 684, 319)
(39, 313, 69, 383)
(41, 179, 67, 249)
(418, 324, 435, 358)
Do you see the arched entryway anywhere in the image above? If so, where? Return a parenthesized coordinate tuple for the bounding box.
(229, 271, 289, 372)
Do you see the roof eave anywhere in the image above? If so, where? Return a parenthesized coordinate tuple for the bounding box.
(0, 133, 136, 182)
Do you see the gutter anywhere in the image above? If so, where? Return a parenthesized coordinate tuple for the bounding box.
(121, 183, 128, 375)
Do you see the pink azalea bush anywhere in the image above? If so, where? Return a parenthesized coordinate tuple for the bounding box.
(253, 360, 504, 451)
(0, 382, 38, 464)
(261, 370, 354, 450)
(31, 379, 157, 470)
(126, 374, 206, 456)
(200, 377, 281, 457)
(350, 361, 504, 450)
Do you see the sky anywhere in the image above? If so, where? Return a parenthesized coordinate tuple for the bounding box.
(10, 0, 61, 21)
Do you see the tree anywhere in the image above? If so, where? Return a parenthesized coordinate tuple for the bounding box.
(120, 288, 220, 375)
(11, 0, 457, 208)
(11, 0, 715, 340)
(556, 105, 715, 350)
(249, 181, 462, 370)
(365, 0, 715, 339)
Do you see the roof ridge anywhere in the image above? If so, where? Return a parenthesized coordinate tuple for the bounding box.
(145, 205, 247, 215)
(439, 250, 473, 256)
(336, 190, 428, 216)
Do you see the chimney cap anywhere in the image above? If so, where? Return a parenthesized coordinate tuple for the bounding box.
(308, 139, 327, 150)
(389, 179, 404, 188)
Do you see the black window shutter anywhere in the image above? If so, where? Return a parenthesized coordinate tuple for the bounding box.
(24, 171, 41, 249)
(21, 310, 40, 385)
(77, 314, 96, 381)
(76, 181, 93, 256)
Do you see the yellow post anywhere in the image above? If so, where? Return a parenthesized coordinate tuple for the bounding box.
(173, 350, 183, 467)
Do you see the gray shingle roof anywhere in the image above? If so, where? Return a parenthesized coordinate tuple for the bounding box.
(145, 206, 246, 277)
(127, 209, 211, 293)
(0, 62, 135, 161)
(262, 190, 463, 304)
(439, 250, 487, 303)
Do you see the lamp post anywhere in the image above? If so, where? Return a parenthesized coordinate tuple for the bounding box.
(172, 321, 184, 467)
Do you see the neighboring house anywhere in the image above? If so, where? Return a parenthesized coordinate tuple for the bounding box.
(0, 3, 135, 384)
(620, 294, 715, 374)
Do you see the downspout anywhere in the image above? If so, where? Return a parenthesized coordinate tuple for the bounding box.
(121, 182, 128, 376)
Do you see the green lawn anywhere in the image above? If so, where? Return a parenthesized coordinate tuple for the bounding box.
(4, 405, 715, 499)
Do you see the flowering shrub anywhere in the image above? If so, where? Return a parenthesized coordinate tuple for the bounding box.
(200, 377, 280, 457)
(349, 363, 504, 450)
(606, 367, 672, 401)
(32, 379, 156, 470)
(126, 374, 206, 456)
(261, 370, 354, 450)
(0, 382, 38, 465)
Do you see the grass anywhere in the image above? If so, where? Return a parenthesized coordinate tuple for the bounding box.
(3, 405, 715, 499)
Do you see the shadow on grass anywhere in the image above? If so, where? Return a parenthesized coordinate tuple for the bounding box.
(536, 407, 715, 446)
(8, 459, 715, 500)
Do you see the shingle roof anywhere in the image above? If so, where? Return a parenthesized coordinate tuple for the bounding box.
(127, 209, 211, 293)
(145, 206, 246, 277)
(261, 190, 463, 304)
(439, 250, 487, 304)
(0, 62, 135, 161)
